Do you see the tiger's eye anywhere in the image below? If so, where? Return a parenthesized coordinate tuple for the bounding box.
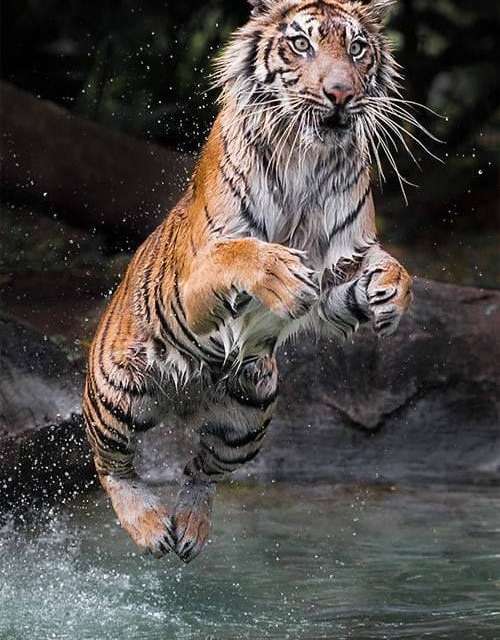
(350, 39, 367, 59)
(291, 36, 311, 54)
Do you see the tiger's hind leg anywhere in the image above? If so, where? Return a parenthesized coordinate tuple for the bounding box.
(100, 474, 176, 558)
(172, 477, 216, 563)
(172, 354, 278, 563)
(83, 345, 176, 558)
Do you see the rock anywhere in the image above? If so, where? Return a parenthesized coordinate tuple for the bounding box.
(0, 315, 93, 511)
(0, 279, 499, 512)
(143, 279, 500, 485)
(0, 82, 195, 242)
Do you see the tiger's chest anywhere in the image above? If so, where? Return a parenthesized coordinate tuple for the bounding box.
(218, 154, 370, 359)
(251, 152, 369, 269)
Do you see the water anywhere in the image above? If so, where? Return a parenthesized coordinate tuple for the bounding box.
(1, 483, 499, 640)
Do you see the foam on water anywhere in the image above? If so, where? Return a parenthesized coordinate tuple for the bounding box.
(1, 484, 499, 640)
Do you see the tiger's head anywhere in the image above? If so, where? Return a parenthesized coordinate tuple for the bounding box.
(216, 0, 400, 145)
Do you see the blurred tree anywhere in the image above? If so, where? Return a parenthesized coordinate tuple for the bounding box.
(1, 1, 247, 149)
(1, 0, 498, 242)
(384, 0, 499, 240)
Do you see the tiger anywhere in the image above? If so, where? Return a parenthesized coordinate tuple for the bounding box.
(83, 0, 414, 563)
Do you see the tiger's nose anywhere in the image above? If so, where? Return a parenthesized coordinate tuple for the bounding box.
(323, 83, 354, 106)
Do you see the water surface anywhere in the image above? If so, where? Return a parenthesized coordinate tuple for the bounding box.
(1, 483, 499, 640)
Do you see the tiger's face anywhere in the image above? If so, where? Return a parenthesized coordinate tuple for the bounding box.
(217, 0, 399, 142)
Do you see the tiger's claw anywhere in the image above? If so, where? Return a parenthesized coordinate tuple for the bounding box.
(362, 262, 413, 337)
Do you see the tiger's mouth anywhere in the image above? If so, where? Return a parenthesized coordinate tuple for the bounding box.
(320, 108, 352, 132)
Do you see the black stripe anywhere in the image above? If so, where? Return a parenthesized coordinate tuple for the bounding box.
(233, 289, 253, 314)
(377, 321, 393, 332)
(277, 44, 292, 65)
(292, 269, 317, 292)
(95, 364, 140, 397)
(221, 134, 252, 196)
(135, 237, 157, 326)
(94, 349, 145, 397)
(263, 37, 276, 84)
(91, 381, 154, 434)
(242, 30, 263, 77)
(290, 20, 307, 35)
(328, 186, 371, 242)
(370, 289, 398, 306)
(230, 428, 267, 449)
(84, 419, 100, 451)
(336, 165, 366, 195)
(210, 336, 224, 351)
(220, 162, 245, 201)
(217, 446, 262, 467)
(283, 75, 300, 87)
(315, 149, 343, 196)
(95, 294, 120, 383)
(219, 163, 268, 240)
(86, 383, 130, 444)
(171, 278, 224, 363)
(277, 64, 300, 75)
(189, 233, 197, 257)
(201, 441, 262, 467)
(184, 456, 206, 478)
(201, 422, 270, 449)
(323, 1, 353, 20)
(365, 267, 384, 293)
(85, 418, 126, 455)
(141, 262, 154, 324)
(213, 289, 237, 318)
(88, 377, 140, 435)
(201, 446, 235, 473)
(93, 291, 146, 398)
(228, 386, 279, 411)
(255, 143, 282, 196)
(88, 421, 129, 456)
(152, 237, 203, 364)
(204, 205, 224, 235)
(346, 281, 370, 323)
(155, 297, 201, 362)
(329, 311, 356, 338)
(299, 88, 322, 100)
(204, 205, 216, 232)
(84, 397, 131, 455)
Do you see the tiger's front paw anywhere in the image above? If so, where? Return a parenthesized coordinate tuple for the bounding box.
(361, 261, 413, 337)
(253, 245, 319, 320)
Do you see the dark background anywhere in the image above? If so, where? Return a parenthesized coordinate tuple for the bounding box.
(0, 0, 498, 347)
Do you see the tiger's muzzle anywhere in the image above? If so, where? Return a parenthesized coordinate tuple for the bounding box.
(320, 105, 353, 131)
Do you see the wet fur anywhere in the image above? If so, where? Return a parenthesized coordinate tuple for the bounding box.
(83, 0, 412, 562)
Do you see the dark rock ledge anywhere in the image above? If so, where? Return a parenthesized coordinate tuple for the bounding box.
(1, 279, 499, 511)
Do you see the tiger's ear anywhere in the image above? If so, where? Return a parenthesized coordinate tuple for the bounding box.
(359, 0, 397, 20)
(248, 0, 274, 16)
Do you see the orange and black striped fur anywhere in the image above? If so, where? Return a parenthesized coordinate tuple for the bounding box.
(83, 0, 413, 563)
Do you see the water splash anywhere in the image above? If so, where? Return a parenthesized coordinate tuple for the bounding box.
(1, 484, 499, 640)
